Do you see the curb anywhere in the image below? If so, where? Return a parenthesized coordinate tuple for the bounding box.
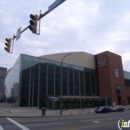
(0, 114, 79, 118)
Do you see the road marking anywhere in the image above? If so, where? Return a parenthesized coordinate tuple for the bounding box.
(26, 122, 64, 127)
(1, 110, 13, 113)
(0, 125, 4, 130)
(6, 118, 30, 130)
(93, 121, 101, 123)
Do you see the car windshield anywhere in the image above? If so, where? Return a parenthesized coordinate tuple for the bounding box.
(118, 105, 124, 108)
(98, 107, 104, 109)
(111, 106, 119, 108)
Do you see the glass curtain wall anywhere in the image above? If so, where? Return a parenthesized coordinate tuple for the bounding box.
(6, 54, 99, 109)
(5, 55, 21, 106)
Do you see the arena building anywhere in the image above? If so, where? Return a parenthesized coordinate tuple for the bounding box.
(5, 51, 130, 109)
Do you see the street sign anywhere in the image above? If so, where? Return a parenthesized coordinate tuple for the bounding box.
(16, 27, 22, 41)
(48, 0, 66, 12)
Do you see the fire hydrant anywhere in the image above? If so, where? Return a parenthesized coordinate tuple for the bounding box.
(70, 110, 72, 115)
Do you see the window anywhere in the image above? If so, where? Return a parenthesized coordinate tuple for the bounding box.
(115, 69, 119, 77)
(116, 86, 123, 95)
(0, 77, 4, 85)
(124, 79, 130, 87)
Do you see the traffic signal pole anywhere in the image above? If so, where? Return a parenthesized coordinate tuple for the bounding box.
(12, 0, 66, 40)
(13, 10, 48, 40)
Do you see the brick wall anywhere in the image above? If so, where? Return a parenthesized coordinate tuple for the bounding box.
(95, 51, 126, 105)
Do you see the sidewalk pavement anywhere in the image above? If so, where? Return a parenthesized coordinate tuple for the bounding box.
(0, 103, 130, 118)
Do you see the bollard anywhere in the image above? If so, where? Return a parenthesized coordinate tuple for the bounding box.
(70, 109, 72, 115)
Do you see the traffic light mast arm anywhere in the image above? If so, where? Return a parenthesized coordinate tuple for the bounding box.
(13, 10, 48, 39)
(12, 0, 66, 39)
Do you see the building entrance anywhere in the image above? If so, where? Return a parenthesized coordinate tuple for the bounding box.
(118, 96, 121, 105)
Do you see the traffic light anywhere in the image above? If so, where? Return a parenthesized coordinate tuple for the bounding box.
(29, 14, 38, 33)
(4, 38, 11, 53)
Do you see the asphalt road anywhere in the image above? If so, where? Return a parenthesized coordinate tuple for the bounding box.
(0, 110, 130, 130)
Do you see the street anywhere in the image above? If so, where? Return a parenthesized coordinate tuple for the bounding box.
(0, 110, 130, 130)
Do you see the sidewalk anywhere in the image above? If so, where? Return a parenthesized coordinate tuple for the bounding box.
(0, 103, 130, 117)
(0, 103, 95, 117)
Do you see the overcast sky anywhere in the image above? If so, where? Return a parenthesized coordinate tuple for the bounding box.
(0, 0, 130, 71)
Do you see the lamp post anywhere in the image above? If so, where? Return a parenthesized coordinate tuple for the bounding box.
(60, 53, 71, 116)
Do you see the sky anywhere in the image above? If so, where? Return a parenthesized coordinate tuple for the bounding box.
(0, 0, 130, 71)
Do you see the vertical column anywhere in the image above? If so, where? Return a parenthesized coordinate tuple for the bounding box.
(73, 69, 75, 96)
(79, 71, 81, 109)
(67, 68, 69, 96)
(90, 73, 92, 96)
(46, 64, 48, 95)
(54, 65, 56, 95)
(37, 63, 40, 107)
(32, 71, 34, 106)
(46, 64, 48, 108)
(94, 74, 98, 96)
(60, 64, 63, 115)
(83, 71, 86, 96)
(28, 62, 32, 107)
(79, 71, 80, 96)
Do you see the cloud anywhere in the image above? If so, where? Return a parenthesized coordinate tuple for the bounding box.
(1, 0, 130, 72)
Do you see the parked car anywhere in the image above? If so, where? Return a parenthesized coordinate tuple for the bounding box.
(110, 105, 125, 112)
(95, 106, 111, 113)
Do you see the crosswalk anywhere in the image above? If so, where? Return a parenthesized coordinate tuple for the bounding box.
(0, 116, 116, 130)
(0, 118, 63, 130)
(0, 125, 4, 130)
(6, 118, 30, 130)
(0, 118, 30, 130)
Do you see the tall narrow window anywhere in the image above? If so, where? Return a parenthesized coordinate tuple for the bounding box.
(115, 69, 119, 77)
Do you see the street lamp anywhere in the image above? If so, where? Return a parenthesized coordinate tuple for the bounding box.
(60, 53, 71, 116)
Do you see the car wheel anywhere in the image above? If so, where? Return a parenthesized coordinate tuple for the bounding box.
(116, 110, 118, 112)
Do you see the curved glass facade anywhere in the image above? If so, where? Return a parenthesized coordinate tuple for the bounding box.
(5, 55, 21, 105)
(5, 54, 99, 109)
